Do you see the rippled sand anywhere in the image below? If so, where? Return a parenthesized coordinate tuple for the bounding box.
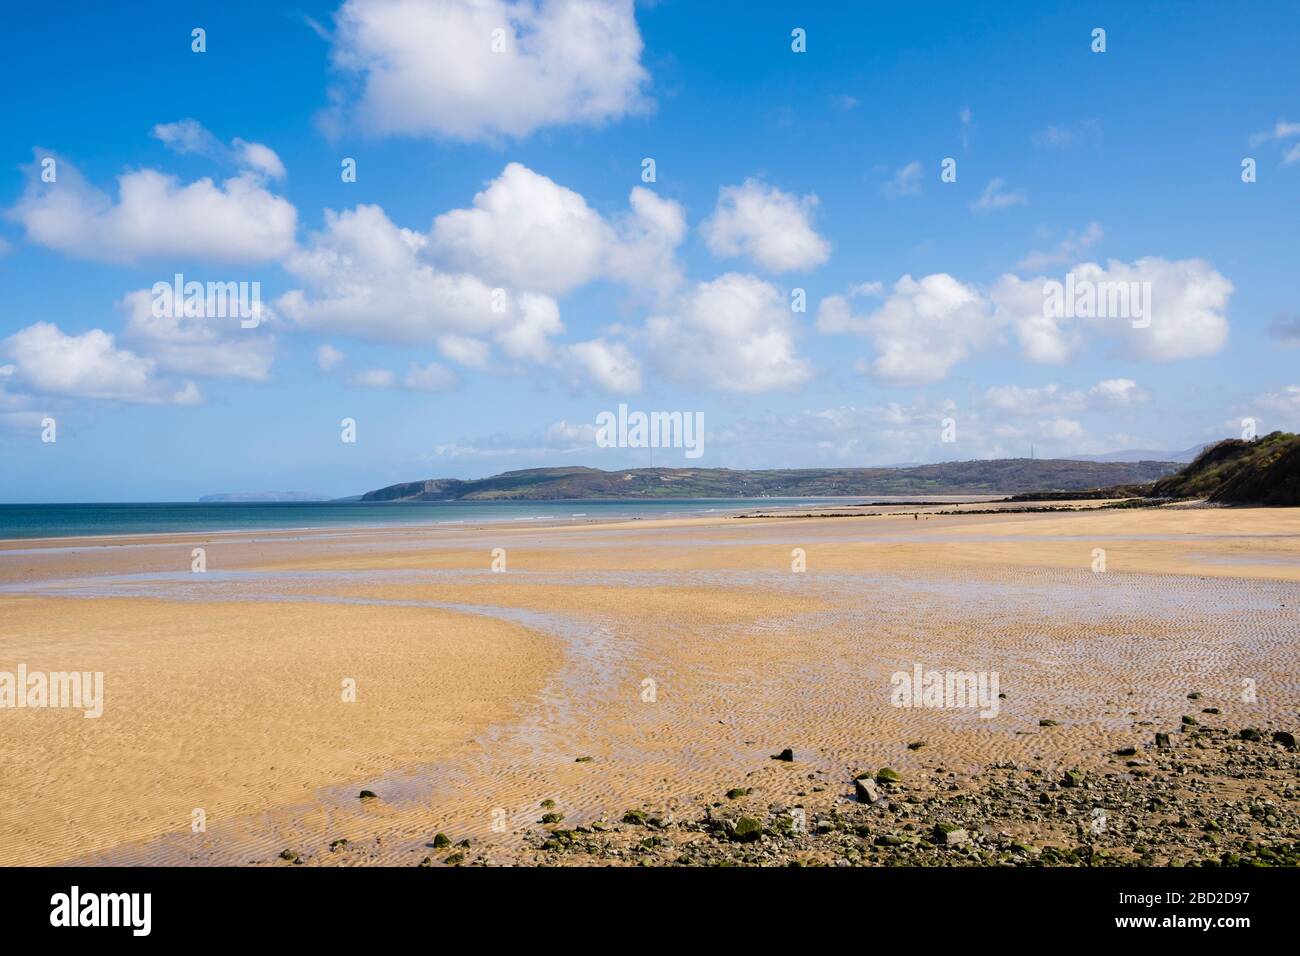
(1, 505, 1297, 865)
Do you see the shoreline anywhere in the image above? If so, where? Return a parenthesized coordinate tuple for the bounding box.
(0, 495, 1010, 545)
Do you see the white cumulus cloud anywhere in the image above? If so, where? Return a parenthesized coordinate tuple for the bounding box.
(328, 0, 651, 141)
(2, 322, 199, 405)
(566, 338, 642, 393)
(118, 288, 276, 382)
(645, 273, 811, 392)
(992, 257, 1232, 364)
(818, 274, 992, 384)
(701, 179, 830, 273)
(278, 203, 564, 359)
(430, 163, 684, 295)
(8, 150, 296, 264)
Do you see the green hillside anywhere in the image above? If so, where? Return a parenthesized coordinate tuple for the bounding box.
(361, 459, 1180, 501)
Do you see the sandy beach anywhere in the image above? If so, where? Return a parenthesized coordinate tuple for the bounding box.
(2, 503, 1297, 866)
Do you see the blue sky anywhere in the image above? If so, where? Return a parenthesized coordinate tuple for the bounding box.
(1, 0, 1297, 501)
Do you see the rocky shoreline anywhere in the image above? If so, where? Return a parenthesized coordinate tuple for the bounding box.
(399, 721, 1299, 868)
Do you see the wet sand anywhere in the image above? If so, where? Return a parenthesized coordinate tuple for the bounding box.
(1, 504, 1297, 866)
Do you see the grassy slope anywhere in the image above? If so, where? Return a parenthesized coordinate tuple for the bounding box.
(1148, 431, 1300, 505)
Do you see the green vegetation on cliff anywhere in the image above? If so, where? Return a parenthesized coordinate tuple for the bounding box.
(1148, 431, 1300, 505)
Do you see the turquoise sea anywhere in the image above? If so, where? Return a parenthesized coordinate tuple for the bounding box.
(0, 498, 877, 540)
